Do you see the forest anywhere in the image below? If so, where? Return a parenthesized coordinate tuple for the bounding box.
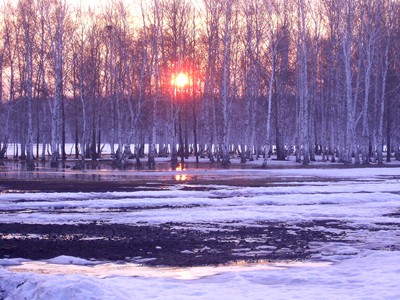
(0, 0, 399, 168)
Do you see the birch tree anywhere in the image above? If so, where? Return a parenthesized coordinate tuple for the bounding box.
(261, 0, 276, 167)
(241, 0, 266, 163)
(46, 0, 69, 166)
(376, 0, 394, 164)
(0, 4, 17, 159)
(18, 0, 36, 168)
(274, 2, 293, 161)
(296, 0, 310, 164)
(147, 0, 162, 168)
(220, 0, 233, 165)
(359, 0, 378, 163)
(202, 0, 222, 162)
(71, 6, 89, 165)
(339, 0, 357, 164)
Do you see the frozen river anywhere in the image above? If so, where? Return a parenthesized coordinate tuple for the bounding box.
(1, 165, 400, 299)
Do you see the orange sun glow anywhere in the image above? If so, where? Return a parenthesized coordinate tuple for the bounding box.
(171, 72, 189, 88)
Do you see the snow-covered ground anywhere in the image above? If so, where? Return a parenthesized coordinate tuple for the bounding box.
(1, 167, 400, 299)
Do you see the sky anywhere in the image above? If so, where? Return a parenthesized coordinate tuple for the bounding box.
(1, 165, 400, 299)
(66, 0, 203, 12)
(68, 0, 124, 9)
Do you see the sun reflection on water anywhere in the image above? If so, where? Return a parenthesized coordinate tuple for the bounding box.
(174, 163, 190, 182)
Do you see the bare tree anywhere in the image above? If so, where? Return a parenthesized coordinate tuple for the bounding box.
(0, 3, 17, 159)
(18, 0, 36, 169)
(376, 0, 394, 164)
(202, 0, 223, 163)
(147, 0, 162, 168)
(296, 0, 310, 165)
(45, 0, 69, 166)
(219, 0, 234, 165)
(261, 0, 277, 167)
(339, 0, 357, 163)
(274, 2, 293, 162)
(358, 0, 378, 163)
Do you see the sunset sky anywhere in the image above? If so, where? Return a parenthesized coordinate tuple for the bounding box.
(66, 0, 202, 14)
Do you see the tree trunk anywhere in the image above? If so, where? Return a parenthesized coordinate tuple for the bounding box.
(220, 0, 232, 166)
(20, 2, 35, 169)
(377, 13, 392, 164)
(262, 25, 275, 168)
(49, 2, 67, 167)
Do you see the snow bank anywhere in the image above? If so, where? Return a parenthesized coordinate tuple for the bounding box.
(1, 250, 400, 299)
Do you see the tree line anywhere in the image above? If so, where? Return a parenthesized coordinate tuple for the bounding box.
(0, 0, 399, 168)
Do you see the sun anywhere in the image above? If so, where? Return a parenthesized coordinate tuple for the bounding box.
(171, 72, 189, 88)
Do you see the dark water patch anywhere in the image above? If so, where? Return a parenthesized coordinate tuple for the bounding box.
(0, 204, 206, 215)
(0, 220, 353, 267)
